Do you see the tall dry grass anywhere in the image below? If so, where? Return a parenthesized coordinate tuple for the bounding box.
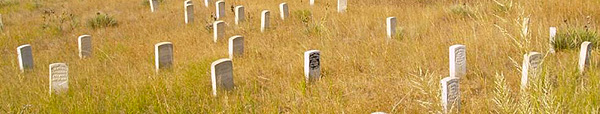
(0, 0, 599, 113)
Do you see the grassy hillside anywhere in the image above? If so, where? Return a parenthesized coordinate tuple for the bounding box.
(1, 0, 599, 113)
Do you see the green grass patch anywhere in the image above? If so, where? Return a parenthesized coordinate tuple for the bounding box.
(87, 13, 117, 29)
(553, 28, 599, 50)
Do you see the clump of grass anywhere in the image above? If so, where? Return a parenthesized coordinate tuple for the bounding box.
(293, 10, 312, 25)
(87, 12, 117, 29)
(552, 28, 598, 50)
(0, 0, 19, 9)
(492, 0, 513, 13)
(449, 4, 474, 17)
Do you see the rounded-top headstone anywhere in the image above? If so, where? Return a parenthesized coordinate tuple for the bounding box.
(17, 44, 34, 72)
(78, 35, 92, 58)
(304, 50, 321, 83)
(154, 42, 174, 72)
(449, 44, 466, 78)
(211, 58, 235, 96)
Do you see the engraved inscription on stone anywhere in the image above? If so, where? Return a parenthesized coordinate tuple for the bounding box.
(304, 50, 321, 83)
(228, 35, 244, 58)
(521, 52, 542, 88)
(49, 63, 68, 94)
(261, 10, 270, 32)
(211, 58, 235, 96)
(213, 21, 225, 43)
(78, 35, 92, 58)
(17, 44, 34, 72)
(155, 42, 173, 72)
(234, 6, 245, 25)
(441, 77, 460, 113)
(449, 45, 466, 78)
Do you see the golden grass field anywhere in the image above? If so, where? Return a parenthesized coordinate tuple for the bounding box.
(1, 0, 600, 113)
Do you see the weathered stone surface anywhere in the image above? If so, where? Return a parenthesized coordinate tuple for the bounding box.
(154, 42, 173, 72)
(449, 45, 466, 78)
(304, 50, 321, 83)
(78, 35, 92, 58)
(213, 21, 225, 43)
(279, 3, 289, 20)
(386, 17, 396, 39)
(215, 1, 225, 19)
(234, 6, 245, 25)
(211, 58, 234, 96)
(228, 35, 244, 58)
(441, 76, 460, 113)
(49, 63, 68, 95)
(521, 52, 542, 89)
(261, 10, 270, 32)
(17, 44, 33, 72)
(579, 41, 592, 74)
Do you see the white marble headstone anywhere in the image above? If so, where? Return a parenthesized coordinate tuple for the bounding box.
(386, 17, 396, 39)
(211, 58, 235, 96)
(228, 35, 244, 58)
(185, 2, 194, 24)
(449, 45, 466, 78)
(49, 63, 68, 95)
(337, 0, 347, 13)
(234, 6, 245, 25)
(261, 10, 270, 32)
(521, 52, 542, 89)
(310, 0, 315, 6)
(441, 76, 460, 113)
(149, 0, 159, 12)
(304, 50, 321, 83)
(78, 35, 92, 59)
(279, 3, 289, 20)
(17, 44, 34, 72)
(215, 1, 225, 20)
(155, 42, 173, 72)
(549, 27, 557, 53)
(204, 0, 211, 7)
(579, 41, 592, 74)
(213, 21, 225, 43)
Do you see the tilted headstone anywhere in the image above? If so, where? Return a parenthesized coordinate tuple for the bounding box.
(386, 17, 396, 39)
(449, 45, 466, 78)
(211, 58, 235, 96)
(304, 50, 321, 83)
(234, 6, 245, 25)
(441, 76, 460, 113)
(310, 0, 315, 6)
(521, 52, 542, 89)
(215, 1, 225, 20)
(185, 2, 194, 24)
(337, 0, 347, 13)
(279, 3, 289, 20)
(549, 27, 557, 53)
(78, 35, 92, 58)
(228, 35, 244, 58)
(17, 44, 34, 72)
(213, 21, 225, 43)
(261, 10, 270, 32)
(204, 0, 210, 7)
(154, 42, 173, 72)
(49, 63, 68, 95)
(149, 0, 159, 12)
(579, 41, 592, 74)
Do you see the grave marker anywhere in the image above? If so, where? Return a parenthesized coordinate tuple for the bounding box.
(49, 63, 68, 95)
(211, 58, 235, 96)
(549, 27, 557, 53)
(337, 0, 347, 13)
(17, 44, 34, 72)
(441, 76, 460, 113)
(449, 45, 466, 78)
(78, 35, 92, 59)
(215, 1, 225, 19)
(279, 3, 289, 20)
(310, 0, 315, 6)
(204, 0, 210, 7)
(234, 6, 245, 25)
(228, 35, 244, 58)
(261, 10, 270, 32)
(155, 42, 173, 72)
(304, 50, 321, 83)
(386, 17, 396, 39)
(521, 52, 542, 89)
(149, 0, 159, 12)
(579, 41, 592, 74)
(213, 21, 225, 43)
(185, 2, 194, 24)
